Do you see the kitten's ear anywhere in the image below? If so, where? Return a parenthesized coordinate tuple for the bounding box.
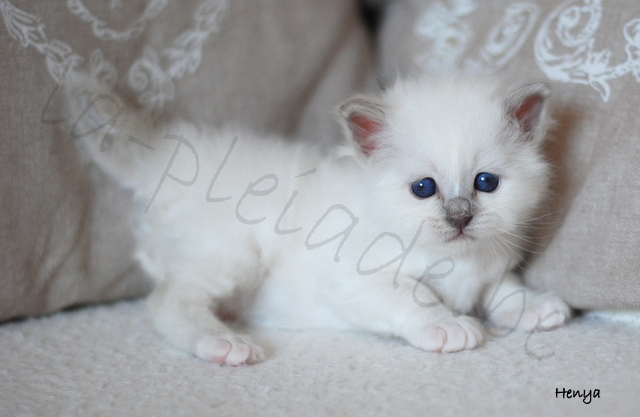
(505, 82, 550, 139)
(339, 96, 387, 156)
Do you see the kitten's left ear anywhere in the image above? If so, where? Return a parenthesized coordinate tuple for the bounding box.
(505, 82, 550, 142)
(339, 96, 387, 156)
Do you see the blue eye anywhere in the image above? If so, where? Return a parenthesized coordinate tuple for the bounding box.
(411, 177, 437, 198)
(474, 172, 499, 193)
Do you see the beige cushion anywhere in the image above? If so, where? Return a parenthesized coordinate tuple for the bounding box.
(378, 0, 640, 309)
(0, 0, 373, 321)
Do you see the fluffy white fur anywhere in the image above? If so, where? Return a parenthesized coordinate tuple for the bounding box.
(65, 74, 570, 366)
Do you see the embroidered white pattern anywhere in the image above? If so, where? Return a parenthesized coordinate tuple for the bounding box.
(128, 0, 229, 110)
(0, 0, 85, 84)
(87, 48, 118, 88)
(414, 1, 538, 74)
(66, 0, 168, 42)
(464, 3, 539, 74)
(414, 0, 476, 73)
(534, 0, 640, 102)
(1, 0, 228, 109)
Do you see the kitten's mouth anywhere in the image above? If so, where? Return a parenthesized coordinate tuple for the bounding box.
(448, 230, 473, 242)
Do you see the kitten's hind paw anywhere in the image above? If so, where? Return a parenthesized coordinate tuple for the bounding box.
(408, 316, 484, 353)
(488, 292, 571, 332)
(195, 335, 266, 366)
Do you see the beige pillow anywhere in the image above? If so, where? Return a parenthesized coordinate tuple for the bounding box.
(378, 0, 640, 309)
(0, 0, 373, 321)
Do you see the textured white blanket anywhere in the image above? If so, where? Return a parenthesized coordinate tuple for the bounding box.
(1, 301, 638, 416)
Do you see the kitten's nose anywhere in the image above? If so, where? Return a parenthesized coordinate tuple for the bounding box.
(445, 197, 473, 230)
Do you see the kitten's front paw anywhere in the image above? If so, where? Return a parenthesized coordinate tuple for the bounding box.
(195, 334, 266, 366)
(408, 316, 484, 353)
(488, 292, 571, 332)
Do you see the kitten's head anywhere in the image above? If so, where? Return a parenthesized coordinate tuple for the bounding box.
(339, 77, 551, 255)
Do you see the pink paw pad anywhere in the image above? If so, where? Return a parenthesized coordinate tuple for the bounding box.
(195, 335, 266, 366)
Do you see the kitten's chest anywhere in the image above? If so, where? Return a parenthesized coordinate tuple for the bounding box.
(404, 252, 496, 313)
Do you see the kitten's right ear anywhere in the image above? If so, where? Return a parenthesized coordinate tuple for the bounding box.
(339, 96, 387, 156)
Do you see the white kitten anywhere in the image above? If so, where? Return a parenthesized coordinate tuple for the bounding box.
(65, 74, 570, 366)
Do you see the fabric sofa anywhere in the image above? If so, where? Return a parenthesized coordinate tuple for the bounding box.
(1, 1, 639, 415)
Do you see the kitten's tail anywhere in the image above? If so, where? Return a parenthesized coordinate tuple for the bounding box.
(64, 72, 160, 187)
